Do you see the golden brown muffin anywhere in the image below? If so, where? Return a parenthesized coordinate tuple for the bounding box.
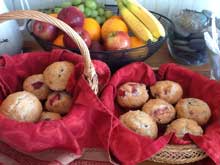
(176, 98, 211, 125)
(40, 112, 61, 121)
(120, 110, 158, 139)
(165, 118, 203, 138)
(117, 82, 149, 109)
(45, 91, 72, 115)
(150, 80, 183, 104)
(43, 61, 74, 91)
(142, 99, 176, 124)
(0, 91, 42, 122)
(23, 74, 50, 100)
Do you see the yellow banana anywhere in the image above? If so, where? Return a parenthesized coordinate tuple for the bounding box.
(122, 0, 165, 39)
(116, 0, 153, 42)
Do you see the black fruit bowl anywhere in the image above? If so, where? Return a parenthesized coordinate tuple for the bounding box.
(27, 11, 173, 72)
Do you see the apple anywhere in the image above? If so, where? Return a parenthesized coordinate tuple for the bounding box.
(58, 6, 85, 28)
(63, 27, 91, 49)
(32, 20, 58, 42)
(90, 41, 104, 52)
(105, 31, 131, 51)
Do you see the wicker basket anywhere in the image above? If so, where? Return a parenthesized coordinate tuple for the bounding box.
(0, 10, 207, 164)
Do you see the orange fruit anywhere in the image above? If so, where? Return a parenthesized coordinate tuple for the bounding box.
(101, 17, 128, 40)
(130, 36, 145, 48)
(53, 34, 64, 47)
(49, 13, 58, 18)
(109, 15, 122, 20)
(83, 18, 101, 41)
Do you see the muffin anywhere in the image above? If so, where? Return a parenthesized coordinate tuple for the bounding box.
(165, 118, 203, 138)
(43, 61, 74, 91)
(0, 91, 42, 122)
(142, 99, 176, 124)
(120, 110, 158, 139)
(150, 80, 183, 104)
(40, 112, 61, 121)
(117, 82, 149, 109)
(23, 74, 50, 100)
(45, 91, 72, 115)
(176, 98, 211, 125)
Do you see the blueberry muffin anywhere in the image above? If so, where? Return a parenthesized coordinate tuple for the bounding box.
(117, 82, 149, 109)
(176, 98, 211, 125)
(40, 112, 61, 121)
(45, 91, 72, 115)
(0, 91, 42, 122)
(23, 74, 50, 100)
(165, 118, 203, 138)
(43, 61, 74, 91)
(142, 99, 176, 124)
(120, 110, 158, 139)
(150, 80, 183, 104)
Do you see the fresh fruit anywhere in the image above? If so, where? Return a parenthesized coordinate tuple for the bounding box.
(49, 13, 58, 18)
(58, 6, 85, 28)
(104, 10, 113, 19)
(91, 10, 98, 17)
(90, 40, 104, 51)
(109, 15, 122, 20)
(97, 8, 105, 16)
(77, 4, 85, 13)
(130, 36, 145, 48)
(116, 0, 153, 42)
(122, 0, 165, 38)
(83, 18, 101, 41)
(104, 31, 131, 51)
(101, 17, 128, 40)
(85, 0, 97, 10)
(32, 20, 58, 42)
(84, 7, 92, 17)
(71, 0, 82, 6)
(53, 34, 64, 47)
(63, 27, 91, 49)
(61, 1, 72, 8)
(54, 7, 62, 14)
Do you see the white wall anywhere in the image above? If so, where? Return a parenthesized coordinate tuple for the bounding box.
(4, 0, 220, 18)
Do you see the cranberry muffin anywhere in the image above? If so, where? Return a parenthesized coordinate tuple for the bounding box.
(45, 91, 72, 115)
(150, 80, 183, 104)
(120, 110, 158, 139)
(0, 91, 42, 122)
(43, 61, 74, 91)
(40, 112, 61, 121)
(165, 118, 203, 138)
(142, 99, 176, 124)
(23, 74, 50, 100)
(117, 82, 149, 109)
(176, 98, 211, 125)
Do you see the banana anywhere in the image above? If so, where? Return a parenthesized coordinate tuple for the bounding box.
(116, 0, 153, 42)
(122, 0, 165, 39)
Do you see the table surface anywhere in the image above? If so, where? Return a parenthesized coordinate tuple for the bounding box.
(22, 37, 210, 165)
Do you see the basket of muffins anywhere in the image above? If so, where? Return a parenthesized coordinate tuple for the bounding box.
(0, 10, 111, 160)
(100, 62, 220, 164)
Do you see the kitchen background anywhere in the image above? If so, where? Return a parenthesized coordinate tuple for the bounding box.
(4, 0, 220, 19)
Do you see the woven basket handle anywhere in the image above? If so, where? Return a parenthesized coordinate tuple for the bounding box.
(0, 10, 98, 94)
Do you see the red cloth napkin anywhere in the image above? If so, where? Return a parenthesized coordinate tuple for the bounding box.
(158, 63, 220, 164)
(0, 49, 111, 160)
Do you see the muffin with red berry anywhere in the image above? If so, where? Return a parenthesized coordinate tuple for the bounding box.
(45, 91, 72, 115)
(23, 74, 50, 100)
(117, 82, 149, 109)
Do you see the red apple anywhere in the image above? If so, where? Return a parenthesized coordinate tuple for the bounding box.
(105, 31, 131, 51)
(58, 6, 85, 28)
(90, 41, 104, 52)
(32, 20, 58, 42)
(63, 27, 91, 49)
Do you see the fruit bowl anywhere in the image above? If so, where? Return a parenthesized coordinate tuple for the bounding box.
(27, 11, 173, 72)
